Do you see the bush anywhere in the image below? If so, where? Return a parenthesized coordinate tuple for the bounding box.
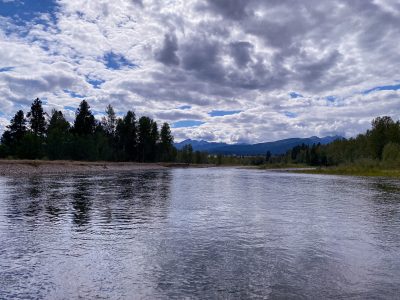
(382, 142, 400, 165)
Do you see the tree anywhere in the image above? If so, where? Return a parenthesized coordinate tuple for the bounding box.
(149, 121, 159, 161)
(368, 116, 400, 159)
(181, 144, 193, 164)
(265, 150, 271, 163)
(70, 100, 97, 160)
(138, 116, 153, 162)
(73, 100, 96, 136)
(102, 104, 117, 136)
(27, 98, 47, 137)
(382, 142, 400, 164)
(47, 110, 71, 159)
(159, 123, 175, 161)
(115, 111, 137, 161)
(93, 122, 113, 161)
(1, 110, 27, 155)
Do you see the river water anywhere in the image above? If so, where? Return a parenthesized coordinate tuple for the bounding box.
(0, 168, 400, 299)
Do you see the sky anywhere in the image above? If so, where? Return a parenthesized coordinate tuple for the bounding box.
(0, 0, 400, 143)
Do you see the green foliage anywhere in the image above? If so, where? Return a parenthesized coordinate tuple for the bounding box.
(47, 110, 71, 160)
(17, 133, 45, 159)
(27, 98, 47, 137)
(159, 123, 175, 162)
(138, 116, 154, 162)
(115, 111, 137, 161)
(0, 144, 8, 158)
(382, 143, 400, 164)
(1, 110, 27, 155)
(0, 99, 175, 163)
(367, 116, 400, 159)
(5, 99, 397, 169)
(70, 135, 97, 161)
(179, 144, 193, 163)
(73, 100, 96, 136)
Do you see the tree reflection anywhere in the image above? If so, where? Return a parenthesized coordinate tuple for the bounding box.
(71, 176, 92, 227)
(95, 170, 172, 226)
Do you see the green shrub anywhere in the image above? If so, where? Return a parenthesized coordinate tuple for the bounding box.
(382, 142, 400, 165)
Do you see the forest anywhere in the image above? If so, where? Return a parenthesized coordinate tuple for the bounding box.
(0, 98, 176, 162)
(280, 116, 400, 168)
(1, 98, 399, 170)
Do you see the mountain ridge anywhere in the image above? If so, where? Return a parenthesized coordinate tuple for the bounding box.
(174, 136, 343, 155)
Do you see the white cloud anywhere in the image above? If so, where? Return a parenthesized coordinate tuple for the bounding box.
(0, 0, 399, 142)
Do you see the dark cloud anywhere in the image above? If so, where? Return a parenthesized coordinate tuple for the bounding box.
(181, 37, 225, 82)
(294, 50, 342, 91)
(229, 41, 253, 67)
(202, 0, 252, 20)
(131, 0, 143, 7)
(155, 33, 180, 66)
(2, 0, 400, 142)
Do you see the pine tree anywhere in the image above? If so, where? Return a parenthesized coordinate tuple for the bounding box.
(27, 98, 47, 136)
(73, 100, 96, 136)
(138, 116, 152, 162)
(47, 110, 71, 159)
(115, 111, 137, 161)
(159, 123, 175, 161)
(1, 110, 27, 151)
(149, 121, 159, 161)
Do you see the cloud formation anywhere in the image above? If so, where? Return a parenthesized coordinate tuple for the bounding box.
(0, 0, 399, 142)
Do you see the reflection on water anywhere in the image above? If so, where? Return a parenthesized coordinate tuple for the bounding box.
(1, 169, 400, 299)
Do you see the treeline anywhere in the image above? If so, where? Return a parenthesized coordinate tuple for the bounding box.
(175, 116, 400, 168)
(266, 116, 400, 167)
(2, 101, 397, 168)
(282, 116, 400, 167)
(0, 98, 176, 162)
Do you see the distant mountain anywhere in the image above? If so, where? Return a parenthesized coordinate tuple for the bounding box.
(174, 139, 231, 152)
(174, 136, 343, 156)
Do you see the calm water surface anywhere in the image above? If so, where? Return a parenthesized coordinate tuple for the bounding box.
(1, 168, 400, 299)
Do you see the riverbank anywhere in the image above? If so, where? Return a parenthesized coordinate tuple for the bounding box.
(0, 160, 192, 175)
(293, 166, 400, 178)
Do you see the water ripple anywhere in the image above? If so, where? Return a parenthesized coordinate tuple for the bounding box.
(0, 169, 400, 298)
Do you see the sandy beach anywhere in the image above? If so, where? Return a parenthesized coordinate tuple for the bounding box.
(0, 160, 175, 175)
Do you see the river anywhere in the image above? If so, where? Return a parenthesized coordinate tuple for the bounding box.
(1, 168, 400, 299)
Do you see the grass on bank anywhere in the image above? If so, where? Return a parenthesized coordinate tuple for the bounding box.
(292, 159, 400, 178)
(258, 163, 311, 170)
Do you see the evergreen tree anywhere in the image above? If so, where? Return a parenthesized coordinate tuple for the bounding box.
(1, 110, 27, 155)
(138, 116, 152, 162)
(71, 100, 97, 160)
(265, 150, 271, 163)
(159, 123, 175, 161)
(73, 100, 96, 136)
(47, 110, 71, 159)
(27, 98, 47, 136)
(149, 121, 159, 161)
(94, 122, 113, 161)
(0, 100, 175, 163)
(115, 111, 137, 161)
(181, 144, 193, 164)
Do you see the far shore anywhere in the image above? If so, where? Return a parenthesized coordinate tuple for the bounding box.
(0, 159, 216, 176)
(4, 159, 398, 178)
(292, 167, 400, 178)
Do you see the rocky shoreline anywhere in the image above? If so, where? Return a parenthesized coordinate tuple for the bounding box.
(0, 160, 173, 176)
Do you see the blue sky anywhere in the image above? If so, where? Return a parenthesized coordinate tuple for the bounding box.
(0, 0, 56, 20)
(0, 0, 400, 143)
